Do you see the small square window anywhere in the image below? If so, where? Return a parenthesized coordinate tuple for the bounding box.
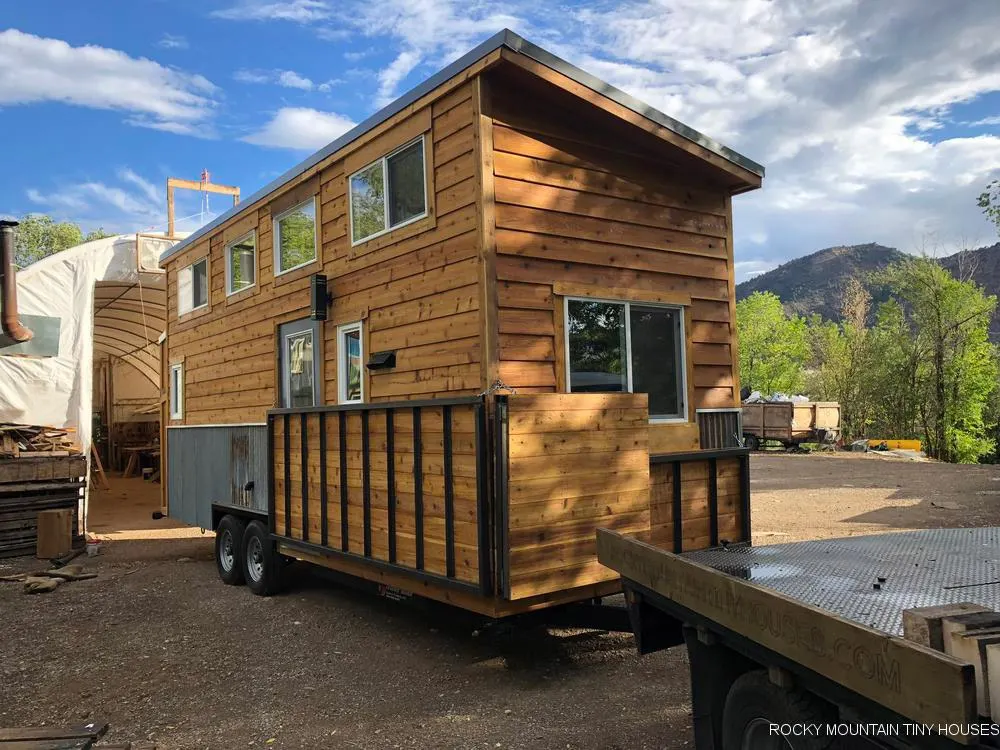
(169, 363, 184, 419)
(226, 231, 256, 295)
(349, 136, 427, 244)
(178, 257, 208, 316)
(338, 322, 363, 403)
(274, 199, 317, 275)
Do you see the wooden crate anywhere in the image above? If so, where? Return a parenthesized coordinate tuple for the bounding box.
(0, 456, 86, 558)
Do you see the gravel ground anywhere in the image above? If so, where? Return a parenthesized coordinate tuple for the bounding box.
(3, 452, 1000, 748)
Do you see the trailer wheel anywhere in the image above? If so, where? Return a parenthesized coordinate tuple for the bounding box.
(215, 515, 246, 586)
(744, 434, 759, 451)
(243, 520, 284, 597)
(722, 670, 835, 750)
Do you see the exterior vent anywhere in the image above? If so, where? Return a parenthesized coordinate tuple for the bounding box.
(696, 408, 743, 449)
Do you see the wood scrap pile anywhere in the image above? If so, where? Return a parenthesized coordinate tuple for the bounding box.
(0, 563, 96, 594)
(0, 424, 81, 458)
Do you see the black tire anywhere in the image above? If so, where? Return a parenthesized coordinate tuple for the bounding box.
(215, 515, 246, 586)
(722, 670, 836, 750)
(745, 434, 760, 451)
(243, 520, 284, 596)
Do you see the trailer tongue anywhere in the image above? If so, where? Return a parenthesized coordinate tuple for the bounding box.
(597, 528, 1000, 749)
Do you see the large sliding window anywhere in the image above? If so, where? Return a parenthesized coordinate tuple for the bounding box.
(278, 319, 320, 408)
(565, 298, 687, 421)
(349, 136, 427, 244)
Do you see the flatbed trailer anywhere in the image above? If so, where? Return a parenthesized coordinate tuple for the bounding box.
(597, 527, 1000, 749)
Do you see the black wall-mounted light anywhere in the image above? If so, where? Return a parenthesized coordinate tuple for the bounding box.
(310, 274, 332, 320)
(367, 350, 397, 370)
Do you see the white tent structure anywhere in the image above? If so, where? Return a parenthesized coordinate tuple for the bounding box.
(0, 233, 176, 526)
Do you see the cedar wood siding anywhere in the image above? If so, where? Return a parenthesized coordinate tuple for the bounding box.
(164, 82, 483, 425)
(486, 69, 738, 449)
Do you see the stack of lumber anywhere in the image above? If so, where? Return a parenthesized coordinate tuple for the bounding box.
(0, 455, 86, 558)
(0, 424, 80, 458)
(904, 603, 1000, 719)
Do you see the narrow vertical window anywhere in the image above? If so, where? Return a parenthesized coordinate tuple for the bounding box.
(338, 322, 363, 404)
(226, 231, 256, 295)
(169, 363, 183, 419)
(177, 257, 208, 315)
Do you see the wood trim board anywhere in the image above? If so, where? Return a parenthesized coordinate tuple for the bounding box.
(596, 529, 977, 734)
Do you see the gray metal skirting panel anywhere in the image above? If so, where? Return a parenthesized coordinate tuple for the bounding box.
(167, 425, 269, 530)
(684, 528, 1000, 636)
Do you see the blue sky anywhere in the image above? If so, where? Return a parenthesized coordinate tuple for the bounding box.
(2, 0, 999, 280)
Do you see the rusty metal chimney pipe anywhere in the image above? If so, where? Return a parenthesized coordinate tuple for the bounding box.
(0, 220, 33, 343)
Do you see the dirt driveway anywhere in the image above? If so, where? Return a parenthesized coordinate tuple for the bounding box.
(3, 453, 1000, 748)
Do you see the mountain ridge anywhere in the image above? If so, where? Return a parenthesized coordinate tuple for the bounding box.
(735, 241, 1000, 324)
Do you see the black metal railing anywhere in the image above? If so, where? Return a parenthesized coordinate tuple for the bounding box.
(649, 447, 751, 549)
(267, 396, 494, 597)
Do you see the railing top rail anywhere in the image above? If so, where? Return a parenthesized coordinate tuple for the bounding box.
(268, 395, 485, 417)
(649, 447, 750, 463)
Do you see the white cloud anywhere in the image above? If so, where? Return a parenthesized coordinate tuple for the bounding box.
(243, 107, 356, 149)
(553, 0, 1000, 277)
(234, 68, 316, 90)
(212, 0, 331, 22)
(0, 29, 216, 134)
(277, 70, 314, 90)
(157, 33, 189, 50)
(26, 170, 165, 232)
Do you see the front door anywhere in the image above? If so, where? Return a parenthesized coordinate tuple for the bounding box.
(278, 318, 321, 408)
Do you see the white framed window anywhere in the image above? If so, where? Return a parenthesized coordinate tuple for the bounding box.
(349, 136, 427, 245)
(564, 297, 687, 422)
(225, 230, 256, 295)
(169, 363, 184, 419)
(177, 257, 208, 316)
(337, 322, 364, 404)
(274, 198, 317, 275)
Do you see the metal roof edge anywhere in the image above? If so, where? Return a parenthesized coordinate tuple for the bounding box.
(161, 28, 763, 264)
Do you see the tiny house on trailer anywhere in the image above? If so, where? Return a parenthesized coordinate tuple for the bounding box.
(159, 30, 764, 617)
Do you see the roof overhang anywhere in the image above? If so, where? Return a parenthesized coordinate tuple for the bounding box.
(162, 29, 764, 265)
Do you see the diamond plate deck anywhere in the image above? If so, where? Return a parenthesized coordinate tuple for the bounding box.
(683, 528, 1000, 635)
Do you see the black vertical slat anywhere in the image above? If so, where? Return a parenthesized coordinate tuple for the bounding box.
(267, 415, 276, 534)
(708, 457, 719, 547)
(362, 410, 372, 558)
(474, 401, 492, 595)
(443, 404, 455, 579)
(672, 461, 683, 553)
(339, 411, 348, 551)
(413, 407, 424, 571)
(386, 409, 396, 564)
(319, 412, 328, 547)
(300, 413, 309, 542)
(283, 413, 291, 538)
(740, 453, 752, 542)
(494, 396, 510, 599)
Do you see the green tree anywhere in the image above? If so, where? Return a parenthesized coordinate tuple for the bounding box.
(978, 179, 1000, 234)
(875, 257, 998, 462)
(806, 278, 882, 441)
(736, 291, 809, 395)
(12, 214, 112, 268)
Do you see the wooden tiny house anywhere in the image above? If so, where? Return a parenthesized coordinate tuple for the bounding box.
(159, 30, 763, 616)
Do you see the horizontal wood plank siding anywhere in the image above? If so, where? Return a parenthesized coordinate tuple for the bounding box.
(164, 82, 484, 426)
(504, 393, 650, 600)
(489, 74, 738, 426)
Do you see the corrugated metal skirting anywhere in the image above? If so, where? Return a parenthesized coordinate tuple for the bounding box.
(696, 409, 743, 450)
(167, 425, 269, 529)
